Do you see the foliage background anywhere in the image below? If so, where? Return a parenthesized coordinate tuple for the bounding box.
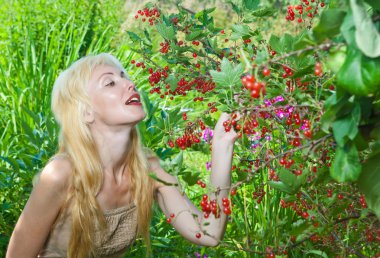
(0, 0, 379, 257)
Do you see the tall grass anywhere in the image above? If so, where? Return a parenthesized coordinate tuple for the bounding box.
(0, 0, 130, 255)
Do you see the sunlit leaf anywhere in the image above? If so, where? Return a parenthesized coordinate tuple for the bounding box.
(350, 0, 380, 57)
(209, 58, 244, 88)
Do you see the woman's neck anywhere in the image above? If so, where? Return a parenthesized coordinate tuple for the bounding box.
(89, 123, 133, 180)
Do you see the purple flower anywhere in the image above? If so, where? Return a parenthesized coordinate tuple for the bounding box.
(276, 111, 285, 119)
(203, 128, 213, 143)
(275, 95, 284, 102)
(286, 105, 294, 114)
(206, 161, 212, 170)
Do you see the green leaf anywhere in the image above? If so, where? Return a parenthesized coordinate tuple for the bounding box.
(165, 74, 179, 91)
(320, 92, 350, 132)
(283, 34, 296, 52)
(254, 49, 269, 64)
(171, 152, 183, 167)
(312, 9, 346, 43)
(289, 219, 310, 236)
(250, 7, 275, 17)
(156, 22, 176, 40)
(185, 29, 205, 41)
(358, 154, 380, 219)
(180, 169, 198, 186)
(143, 29, 152, 46)
(230, 24, 251, 40)
(195, 8, 215, 25)
(229, 1, 241, 15)
(332, 102, 360, 146)
(364, 0, 380, 10)
(330, 141, 361, 182)
(350, 0, 380, 57)
(127, 31, 141, 42)
(194, 7, 216, 19)
(340, 11, 356, 46)
(267, 181, 293, 194)
(207, 38, 219, 52)
(278, 168, 297, 188)
(243, 0, 259, 10)
(306, 250, 329, 258)
(326, 47, 347, 73)
(269, 35, 281, 53)
(336, 46, 380, 96)
(209, 58, 244, 88)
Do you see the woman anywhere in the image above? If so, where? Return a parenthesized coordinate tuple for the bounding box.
(6, 53, 237, 258)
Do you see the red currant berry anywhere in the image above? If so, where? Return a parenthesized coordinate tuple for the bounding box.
(262, 67, 271, 77)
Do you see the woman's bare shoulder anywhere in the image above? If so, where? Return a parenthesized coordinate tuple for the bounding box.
(34, 155, 73, 190)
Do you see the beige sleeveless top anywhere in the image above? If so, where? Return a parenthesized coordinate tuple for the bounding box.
(38, 203, 138, 258)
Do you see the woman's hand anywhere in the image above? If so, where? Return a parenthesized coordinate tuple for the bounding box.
(212, 112, 239, 145)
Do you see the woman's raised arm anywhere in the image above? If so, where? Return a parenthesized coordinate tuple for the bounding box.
(152, 113, 237, 246)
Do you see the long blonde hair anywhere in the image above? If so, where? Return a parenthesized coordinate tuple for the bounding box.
(51, 53, 155, 257)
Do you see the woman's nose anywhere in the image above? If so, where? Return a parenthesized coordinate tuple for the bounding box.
(124, 79, 136, 91)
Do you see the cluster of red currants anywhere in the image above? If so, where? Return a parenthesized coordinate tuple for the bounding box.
(286, 77, 311, 92)
(165, 213, 175, 223)
(130, 60, 146, 69)
(314, 62, 323, 76)
(280, 194, 313, 219)
(241, 74, 266, 98)
(359, 194, 367, 208)
(252, 187, 266, 204)
(159, 41, 170, 53)
(364, 225, 380, 243)
(281, 65, 294, 79)
(134, 7, 160, 25)
(169, 78, 216, 100)
(196, 180, 206, 188)
(279, 156, 296, 169)
(199, 195, 232, 218)
(148, 67, 168, 86)
(242, 117, 259, 134)
(175, 132, 201, 150)
(222, 118, 239, 133)
(192, 40, 200, 46)
(285, 0, 325, 23)
(268, 169, 279, 181)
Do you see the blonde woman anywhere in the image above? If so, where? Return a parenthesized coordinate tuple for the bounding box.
(6, 53, 237, 258)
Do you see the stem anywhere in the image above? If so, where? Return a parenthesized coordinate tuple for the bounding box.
(243, 186, 251, 253)
(260, 42, 341, 69)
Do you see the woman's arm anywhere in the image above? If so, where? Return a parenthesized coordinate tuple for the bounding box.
(152, 113, 237, 246)
(6, 158, 70, 258)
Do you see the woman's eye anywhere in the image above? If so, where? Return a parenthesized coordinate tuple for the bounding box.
(105, 81, 115, 87)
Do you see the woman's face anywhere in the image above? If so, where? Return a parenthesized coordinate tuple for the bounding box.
(86, 64, 145, 127)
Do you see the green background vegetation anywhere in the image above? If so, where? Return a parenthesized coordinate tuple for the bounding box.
(1, 0, 379, 257)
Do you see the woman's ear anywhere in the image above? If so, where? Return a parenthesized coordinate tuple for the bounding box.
(84, 104, 95, 124)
